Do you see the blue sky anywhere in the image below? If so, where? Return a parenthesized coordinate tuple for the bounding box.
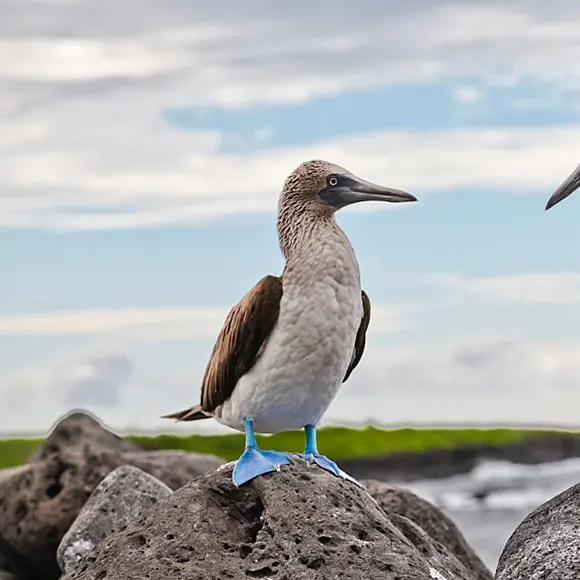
(2, 0, 580, 435)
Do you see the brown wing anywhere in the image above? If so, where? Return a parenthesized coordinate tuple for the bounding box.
(342, 290, 371, 382)
(200, 275, 283, 413)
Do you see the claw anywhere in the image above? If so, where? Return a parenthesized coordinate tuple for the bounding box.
(301, 424, 363, 488)
(300, 452, 363, 488)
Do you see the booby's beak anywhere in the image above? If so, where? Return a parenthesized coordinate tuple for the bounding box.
(320, 174, 418, 209)
(545, 163, 580, 210)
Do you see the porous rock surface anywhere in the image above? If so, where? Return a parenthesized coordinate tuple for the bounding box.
(0, 411, 224, 580)
(62, 458, 478, 580)
(0, 538, 12, 573)
(57, 465, 172, 574)
(28, 410, 138, 462)
(0, 467, 28, 486)
(362, 480, 493, 580)
(119, 450, 226, 490)
(0, 552, 12, 579)
(495, 480, 580, 580)
(0, 472, 21, 580)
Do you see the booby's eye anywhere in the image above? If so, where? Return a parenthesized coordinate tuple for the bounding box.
(328, 175, 339, 187)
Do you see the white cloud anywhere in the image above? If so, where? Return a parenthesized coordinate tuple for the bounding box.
(3, 1, 580, 230)
(0, 300, 413, 430)
(452, 86, 483, 104)
(368, 303, 416, 334)
(0, 303, 412, 338)
(331, 337, 580, 426)
(0, 307, 229, 340)
(2, 123, 580, 231)
(1, 351, 133, 412)
(4, 2, 580, 104)
(0, 36, 192, 81)
(428, 273, 580, 305)
(6, 335, 580, 432)
(63, 353, 132, 408)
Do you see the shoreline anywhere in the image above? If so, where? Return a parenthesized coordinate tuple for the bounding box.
(339, 432, 580, 482)
(2, 428, 580, 482)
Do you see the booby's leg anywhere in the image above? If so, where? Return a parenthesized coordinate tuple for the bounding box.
(300, 424, 363, 488)
(232, 418, 291, 487)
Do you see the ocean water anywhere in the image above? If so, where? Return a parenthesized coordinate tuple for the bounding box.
(399, 458, 580, 573)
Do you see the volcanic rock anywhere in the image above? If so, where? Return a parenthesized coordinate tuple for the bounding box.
(57, 465, 172, 574)
(495, 480, 580, 580)
(61, 458, 479, 580)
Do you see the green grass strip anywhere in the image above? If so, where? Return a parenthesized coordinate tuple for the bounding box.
(1, 426, 576, 469)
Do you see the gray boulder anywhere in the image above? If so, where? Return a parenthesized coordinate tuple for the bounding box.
(0, 469, 25, 578)
(0, 556, 9, 577)
(0, 538, 15, 578)
(120, 450, 226, 491)
(362, 480, 493, 580)
(61, 458, 479, 580)
(495, 480, 580, 580)
(28, 410, 138, 462)
(0, 412, 224, 580)
(58, 465, 172, 574)
(0, 467, 28, 485)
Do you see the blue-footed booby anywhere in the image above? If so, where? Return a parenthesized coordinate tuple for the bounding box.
(546, 161, 580, 210)
(162, 159, 417, 487)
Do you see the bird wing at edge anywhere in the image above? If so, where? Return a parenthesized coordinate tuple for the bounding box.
(200, 274, 283, 413)
(161, 275, 282, 421)
(342, 290, 371, 382)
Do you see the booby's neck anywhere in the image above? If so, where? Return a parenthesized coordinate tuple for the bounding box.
(277, 198, 344, 261)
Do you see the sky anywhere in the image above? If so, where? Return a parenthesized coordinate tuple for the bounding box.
(2, 0, 580, 436)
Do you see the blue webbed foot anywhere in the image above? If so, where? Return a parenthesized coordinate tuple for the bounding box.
(300, 424, 363, 488)
(300, 452, 363, 488)
(232, 417, 292, 487)
(232, 446, 292, 487)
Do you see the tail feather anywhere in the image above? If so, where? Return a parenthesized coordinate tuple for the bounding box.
(161, 405, 210, 422)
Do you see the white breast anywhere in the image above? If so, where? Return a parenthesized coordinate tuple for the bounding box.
(215, 224, 363, 434)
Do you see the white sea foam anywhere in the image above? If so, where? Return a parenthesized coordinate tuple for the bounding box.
(404, 457, 580, 513)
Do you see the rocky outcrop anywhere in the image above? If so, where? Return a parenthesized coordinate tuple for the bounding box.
(57, 465, 172, 574)
(3, 409, 580, 580)
(28, 410, 138, 462)
(118, 450, 226, 490)
(0, 467, 28, 486)
(0, 549, 13, 580)
(362, 480, 493, 580)
(0, 411, 224, 580)
(62, 458, 479, 580)
(495, 480, 580, 580)
(0, 476, 24, 577)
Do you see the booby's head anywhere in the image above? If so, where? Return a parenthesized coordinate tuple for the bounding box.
(546, 161, 580, 210)
(281, 159, 417, 213)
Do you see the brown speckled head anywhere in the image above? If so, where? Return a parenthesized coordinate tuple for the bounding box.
(280, 159, 416, 211)
(280, 159, 346, 210)
(276, 159, 417, 257)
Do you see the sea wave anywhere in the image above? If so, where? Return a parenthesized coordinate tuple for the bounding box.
(402, 457, 580, 512)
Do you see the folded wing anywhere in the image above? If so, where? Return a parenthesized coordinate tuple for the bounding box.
(342, 290, 371, 382)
